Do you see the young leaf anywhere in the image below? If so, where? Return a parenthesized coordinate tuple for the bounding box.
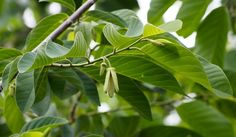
(24, 14, 68, 51)
(177, 101, 234, 137)
(177, 0, 212, 37)
(138, 126, 202, 137)
(103, 24, 140, 49)
(4, 96, 25, 133)
(194, 7, 230, 67)
(148, 0, 176, 25)
(158, 20, 183, 32)
(143, 24, 164, 37)
(21, 116, 68, 132)
(20, 131, 44, 137)
(16, 71, 35, 112)
(39, 0, 75, 12)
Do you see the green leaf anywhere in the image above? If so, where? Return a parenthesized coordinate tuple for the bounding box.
(194, 7, 230, 67)
(141, 40, 212, 91)
(46, 32, 88, 58)
(0, 124, 12, 137)
(20, 131, 44, 137)
(117, 76, 152, 120)
(103, 24, 140, 49)
(75, 70, 100, 106)
(158, 20, 183, 32)
(224, 50, 236, 73)
(76, 115, 103, 135)
(138, 126, 202, 137)
(48, 68, 82, 99)
(143, 24, 164, 37)
(198, 56, 233, 97)
(107, 116, 140, 137)
(2, 57, 19, 93)
(16, 71, 35, 112)
(148, 0, 176, 25)
(75, 22, 93, 44)
(215, 99, 236, 118)
(86, 10, 127, 27)
(0, 48, 22, 60)
(21, 116, 68, 132)
(109, 55, 184, 94)
(177, 0, 212, 37)
(24, 14, 68, 51)
(95, 0, 139, 12)
(112, 9, 143, 37)
(39, 0, 75, 12)
(177, 101, 234, 137)
(18, 44, 63, 73)
(4, 95, 25, 133)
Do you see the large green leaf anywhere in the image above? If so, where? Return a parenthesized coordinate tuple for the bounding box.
(177, 0, 212, 37)
(46, 32, 89, 58)
(21, 116, 68, 132)
(95, 0, 139, 12)
(75, 70, 100, 106)
(39, 0, 75, 12)
(117, 76, 152, 120)
(198, 56, 233, 97)
(86, 10, 127, 27)
(141, 42, 212, 91)
(147, 0, 176, 25)
(107, 116, 140, 137)
(2, 57, 19, 93)
(18, 43, 63, 73)
(15, 71, 35, 112)
(215, 99, 236, 118)
(177, 101, 234, 137)
(75, 22, 93, 44)
(137, 126, 202, 137)
(109, 55, 183, 94)
(0, 48, 22, 60)
(24, 14, 68, 51)
(4, 95, 25, 133)
(103, 24, 140, 49)
(80, 67, 153, 119)
(48, 68, 82, 99)
(224, 50, 236, 73)
(194, 7, 230, 67)
(112, 9, 143, 37)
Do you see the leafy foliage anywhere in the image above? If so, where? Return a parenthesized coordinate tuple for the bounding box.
(0, 0, 236, 137)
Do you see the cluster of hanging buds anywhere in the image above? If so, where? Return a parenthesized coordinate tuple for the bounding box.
(100, 57, 119, 98)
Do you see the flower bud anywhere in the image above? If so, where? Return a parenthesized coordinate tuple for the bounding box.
(104, 67, 119, 98)
(99, 62, 107, 76)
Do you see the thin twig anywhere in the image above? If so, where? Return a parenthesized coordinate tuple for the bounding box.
(32, 0, 96, 52)
(69, 92, 83, 124)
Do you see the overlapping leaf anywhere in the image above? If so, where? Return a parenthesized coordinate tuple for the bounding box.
(148, 0, 176, 25)
(21, 116, 68, 132)
(138, 125, 202, 137)
(177, 0, 212, 37)
(103, 24, 140, 49)
(16, 71, 35, 112)
(24, 14, 68, 51)
(141, 38, 212, 91)
(198, 56, 233, 97)
(86, 10, 127, 27)
(0, 48, 22, 60)
(177, 101, 234, 137)
(4, 96, 25, 133)
(195, 7, 229, 67)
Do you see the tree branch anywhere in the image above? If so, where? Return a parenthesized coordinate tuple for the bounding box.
(32, 0, 96, 52)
